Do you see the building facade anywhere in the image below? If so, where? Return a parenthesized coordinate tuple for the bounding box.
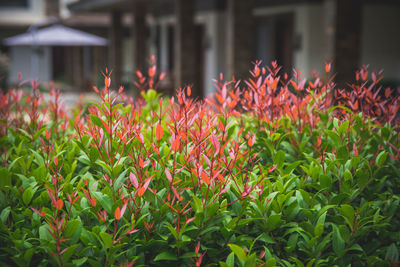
(0, 0, 109, 90)
(68, 0, 400, 97)
(2, 0, 399, 94)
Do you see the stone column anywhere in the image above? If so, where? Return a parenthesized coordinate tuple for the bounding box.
(72, 46, 83, 89)
(226, 0, 254, 80)
(174, 0, 197, 94)
(109, 11, 123, 88)
(132, 3, 147, 73)
(159, 22, 169, 74)
(332, 0, 362, 87)
(45, 0, 59, 17)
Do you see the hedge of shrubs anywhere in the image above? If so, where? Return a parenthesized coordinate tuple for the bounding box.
(0, 61, 399, 266)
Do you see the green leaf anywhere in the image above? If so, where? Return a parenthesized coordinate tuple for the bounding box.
(265, 257, 276, 267)
(290, 257, 304, 267)
(337, 146, 349, 163)
(153, 251, 178, 261)
(23, 247, 35, 263)
(338, 121, 349, 135)
(88, 146, 100, 162)
(344, 169, 353, 182)
(376, 151, 388, 167)
(226, 252, 235, 267)
(22, 187, 34, 205)
(61, 244, 78, 263)
(30, 149, 45, 167)
(64, 219, 82, 238)
(339, 205, 355, 231)
(385, 243, 399, 263)
(206, 202, 219, 218)
(228, 244, 247, 261)
(72, 257, 88, 266)
(191, 195, 203, 214)
(39, 225, 52, 241)
(267, 214, 282, 231)
(165, 223, 179, 240)
(325, 130, 341, 147)
(99, 232, 113, 249)
(32, 166, 47, 182)
(332, 224, 345, 255)
(89, 115, 104, 129)
(94, 192, 113, 214)
(274, 150, 285, 170)
(0, 207, 11, 224)
(319, 174, 332, 190)
(314, 224, 324, 237)
(306, 259, 315, 267)
(0, 168, 11, 187)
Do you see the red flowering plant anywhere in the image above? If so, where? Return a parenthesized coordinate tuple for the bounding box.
(0, 59, 399, 266)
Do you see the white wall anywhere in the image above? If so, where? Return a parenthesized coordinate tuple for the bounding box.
(197, 11, 227, 97)
(361, 5, 400, 82)
(9, 46, 52, 83)
(0, 0, 46, 25)
(254, 3, 328, 78)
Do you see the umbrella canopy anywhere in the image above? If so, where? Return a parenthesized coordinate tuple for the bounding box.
(3, 24, 107, 46)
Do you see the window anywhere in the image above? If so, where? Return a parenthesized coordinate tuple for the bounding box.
(0, 0, 28, 8)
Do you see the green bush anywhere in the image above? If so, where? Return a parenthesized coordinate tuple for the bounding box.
(0, 62, 399, 266)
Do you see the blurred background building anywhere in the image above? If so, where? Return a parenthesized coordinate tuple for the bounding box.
(1, 0, 400, 97)
(0, 0, 110, 91)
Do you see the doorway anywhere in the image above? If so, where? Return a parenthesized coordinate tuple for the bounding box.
(255, 13, 294, 74)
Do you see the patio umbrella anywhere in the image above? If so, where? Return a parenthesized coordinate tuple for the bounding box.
(3, 24, 107, 84)
(3, 24, 107, 46)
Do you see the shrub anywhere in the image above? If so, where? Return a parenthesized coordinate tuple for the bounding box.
(0, 62, 399, 266)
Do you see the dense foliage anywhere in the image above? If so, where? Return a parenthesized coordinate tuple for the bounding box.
(0, 62, 399, 266)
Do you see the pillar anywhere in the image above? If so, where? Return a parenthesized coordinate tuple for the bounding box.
(333, 0, 362, 87)
(226, 0, 254, 80)
(132, 3, 147, 73)
(174, 0, 197, 94)
(109, 11, 123, 88)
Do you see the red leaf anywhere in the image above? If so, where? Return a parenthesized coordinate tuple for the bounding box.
(90, 197, 97, 207)
(171, 136, 180, 151)
(114, 207, 121, 220)
(152, 144, 160, 155)
(156, 123, 163, 140)
(172, 186, 182, 201)
(139, 158, 144, 168)
(105, 77, 111, 88)
(325, 63, 331, 73)
(165, 168, 173, 183)
(268, 164, 277, 173)
(55, 199, 63, 211)
(120, 202, 127, 219)
(148, 66, 156, 78)
(218, 120, 224, 131)
(129, 172, 139, 189)
(201, 171, 210, 185)
(248, 135, 256, 147)
(31, 208, 46, 217)
(138, 177, 152, 197)
(186, 217, 196, 225)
